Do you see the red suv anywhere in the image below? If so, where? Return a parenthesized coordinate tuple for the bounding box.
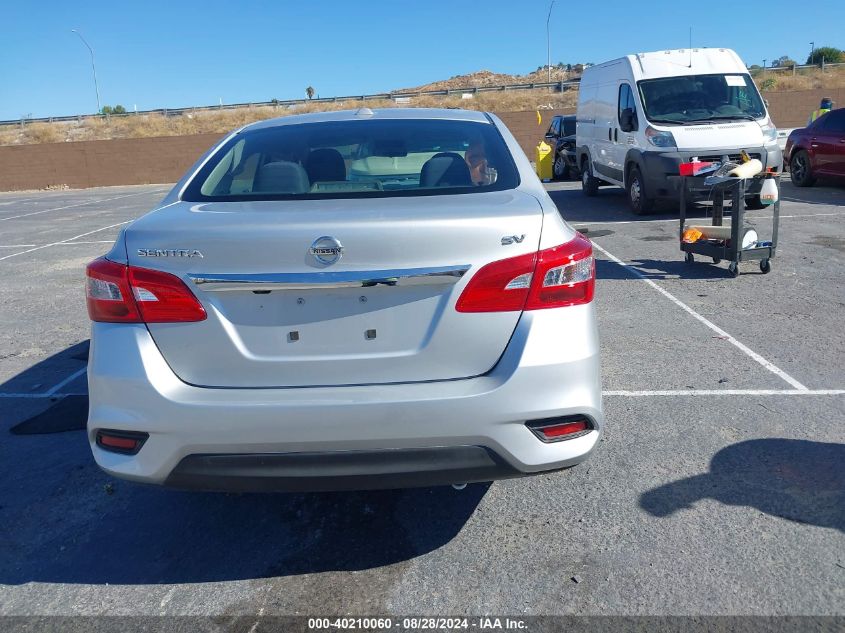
(785, 108, 845, 186)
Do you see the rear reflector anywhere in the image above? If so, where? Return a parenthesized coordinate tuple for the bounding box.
(526, 416, 593, 442)
(86, 258, 206, 323)
(96, 429, 149, 455)
(456, 233, 594, 313)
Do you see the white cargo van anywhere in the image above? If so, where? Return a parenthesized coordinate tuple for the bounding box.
(576, 48, 782, 214)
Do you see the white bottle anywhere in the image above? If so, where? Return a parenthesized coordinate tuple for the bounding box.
(760, 178, 778, 205)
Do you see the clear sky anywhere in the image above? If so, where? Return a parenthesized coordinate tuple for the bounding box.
(1, 0, 842, 120)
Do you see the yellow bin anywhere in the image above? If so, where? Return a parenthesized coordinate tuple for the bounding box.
(536, 141, 554, 181)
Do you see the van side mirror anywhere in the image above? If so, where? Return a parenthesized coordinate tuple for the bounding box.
(620, 108, 637, 133)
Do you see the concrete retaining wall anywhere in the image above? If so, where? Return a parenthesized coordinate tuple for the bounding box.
(0, 89, 836, 192)
(0, 111, 573, 192)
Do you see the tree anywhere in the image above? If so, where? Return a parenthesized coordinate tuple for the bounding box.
(112, 105, 126, 114)
(807, 46, 843, 65)
(305, 86, 315, 100)
(100, 105, 113, 115)
(772, 55, 796, 67)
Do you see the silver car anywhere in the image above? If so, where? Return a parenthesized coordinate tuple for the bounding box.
(85, 108, 603, 492)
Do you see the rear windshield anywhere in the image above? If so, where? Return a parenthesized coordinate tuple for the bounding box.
(182, 118, 520, 201)
(637, 74, 766, 124)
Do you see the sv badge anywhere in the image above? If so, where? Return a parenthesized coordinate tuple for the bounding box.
(501, 234, 526, 245)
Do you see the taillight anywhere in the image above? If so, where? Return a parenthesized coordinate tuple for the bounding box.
(456, 233, 594, 313)
(86, 258, 206, 323)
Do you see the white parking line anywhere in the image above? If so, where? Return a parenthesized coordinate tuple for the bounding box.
(54, 240, 116, 245)
(604, 389, 844, 396)
(44, 367, 88, 395)
(0, 393, 88, 399)
(592, 240, 810, 391)
(574, 210, 845, 227)
(0, 244, 37, 248)
(0, 221, 131, 261)
(0, 189, 166, 222)
(0, 197, 38, 206)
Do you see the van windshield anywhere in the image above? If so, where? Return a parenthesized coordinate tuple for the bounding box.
(637, 74, 766, 124)
(182, 118, 519, 201)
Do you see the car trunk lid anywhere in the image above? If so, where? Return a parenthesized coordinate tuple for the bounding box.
(124, 191, 542, 387)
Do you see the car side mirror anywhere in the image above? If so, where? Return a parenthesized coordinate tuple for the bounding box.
(545, 132, 555, 140)
(620, 108, 637, 133)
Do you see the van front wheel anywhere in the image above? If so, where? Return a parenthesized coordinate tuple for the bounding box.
(626, 166, 654, 215)
(581, 161, 599, 196)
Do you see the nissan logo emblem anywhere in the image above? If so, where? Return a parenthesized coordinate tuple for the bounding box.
(309, 236, 344, 265)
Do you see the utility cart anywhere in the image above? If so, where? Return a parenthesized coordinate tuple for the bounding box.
(679, 174, 780, 277)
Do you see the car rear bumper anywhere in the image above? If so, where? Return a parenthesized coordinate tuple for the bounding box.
(87, 305, 603, 491)
(165, 446, 526, 492)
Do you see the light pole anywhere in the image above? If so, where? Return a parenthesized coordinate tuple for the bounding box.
(546, 0, 555, 84)
(809, 42, 815, 64)
(71, 29, 101, 113)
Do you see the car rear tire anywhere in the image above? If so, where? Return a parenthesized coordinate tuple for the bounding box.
(790, 150, 816, 187)
(626, 166, 654, 215)
(581, 160, 599, 196)
(553, 154, 569, 180)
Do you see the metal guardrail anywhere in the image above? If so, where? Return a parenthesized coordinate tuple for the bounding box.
(0, 80, 582, 127)
(755, 61, 845, 73)
(4, 61, 842, 128)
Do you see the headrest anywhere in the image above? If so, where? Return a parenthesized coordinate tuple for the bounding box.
(253, 161, 310, 194)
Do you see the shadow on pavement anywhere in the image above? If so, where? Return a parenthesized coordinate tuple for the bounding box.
(0, 432, 488, 585)
(1, 345, 487, 586)
(595, 256, 735, 281)
(640, 439, 845, 532)
(550, 187, 719, 226)
(778, 180, 845, 206)
(550, 181, 845, 225)
(0, 340, 89, 397)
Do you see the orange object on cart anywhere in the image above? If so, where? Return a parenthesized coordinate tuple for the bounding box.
(682, 227, 703, 243)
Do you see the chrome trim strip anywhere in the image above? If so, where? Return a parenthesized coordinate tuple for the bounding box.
(189, 265, 471, 291)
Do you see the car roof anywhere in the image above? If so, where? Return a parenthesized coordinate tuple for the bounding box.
(243, 108, 492, 132)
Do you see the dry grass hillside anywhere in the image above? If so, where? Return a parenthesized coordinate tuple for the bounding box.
(402, 67, 577, 91)
(3, 65, 843, 147)
(0, 87, 578, 146)
(752, 66, 845, 91)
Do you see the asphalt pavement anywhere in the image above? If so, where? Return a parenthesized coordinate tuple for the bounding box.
(0, 179, 843, 620)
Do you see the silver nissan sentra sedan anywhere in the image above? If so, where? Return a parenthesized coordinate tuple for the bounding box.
(85, 108, 603, 492)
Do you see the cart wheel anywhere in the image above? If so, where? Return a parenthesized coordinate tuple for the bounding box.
(712, 257, 722, 264)
(760, 259, 771, 274)
(728, 262, 739, 277)
(685, 252, 694, 264)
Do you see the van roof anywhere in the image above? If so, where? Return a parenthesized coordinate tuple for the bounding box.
(586, 48, 747, 81)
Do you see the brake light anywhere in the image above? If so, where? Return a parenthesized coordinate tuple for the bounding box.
(86, 258, 206, 323)
(456, 233, 594, 312)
